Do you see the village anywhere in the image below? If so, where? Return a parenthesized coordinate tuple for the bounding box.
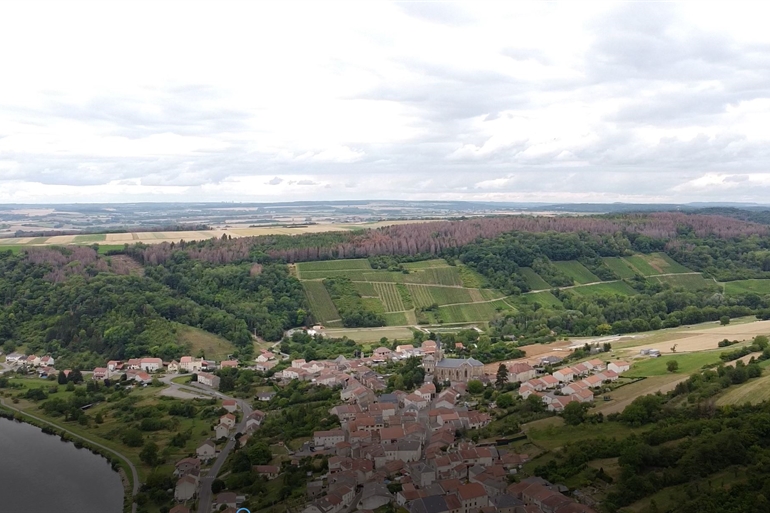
(1, 336, 633, 513)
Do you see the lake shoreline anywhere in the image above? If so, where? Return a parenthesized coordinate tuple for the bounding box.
(0, 401, 131, 513)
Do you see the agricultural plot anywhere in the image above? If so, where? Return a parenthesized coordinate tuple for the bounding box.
(552, 260, 601, 284)
(519, 267, 552, 290)
(401, 259, 450, 270)
(653, 274, 711, 290)
(601, 257, 639, 279)
(458, 264, 488, 288)
(623, 253, 691, 276)
(302, 281, 340, 323)
(353, 282, 378, 297)
(298, 269, 372, 280)
(383, 312, 410, 326)
(716, 373, 770, 405)
(723, 279, 770, 295)
(407, 284, 435, 308)
(437, 299, 514, 323)
(516, 291, 563, 308)
(373, 282, 406, 312)
(297, 259, 372, 272)
(569, 281, 638, 297)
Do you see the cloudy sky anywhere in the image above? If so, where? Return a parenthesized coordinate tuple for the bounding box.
(1, 1, 770, 204)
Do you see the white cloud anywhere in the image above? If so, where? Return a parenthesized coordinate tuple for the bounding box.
(1, 1, 770, 203)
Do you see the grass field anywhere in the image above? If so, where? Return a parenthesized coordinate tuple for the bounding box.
(437, 299, 514, 323)
(552, 260, 601, 284)
(302, 281, 340, 323)
(519, 267, 552, 290)
(624, 351, 725, 377)
(297, 259, 372, 272)
(569, 281, 638, 297)
(653, 273, 712, 290)
(321, 326, 415, 342)
(601, 257, 639, 279)
(724, 279, 770, 295)
(458, 265, 488, 288)
(353, 282, 378, 296)
(176, 325, 235, 361)
(516, 291, 563, 308)
(716, 372, 770, 405)
(401, 259, 450, 270)
(623, 253, 691, 276)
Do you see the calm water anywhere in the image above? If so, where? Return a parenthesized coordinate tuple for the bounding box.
(0, 417, 124, 513)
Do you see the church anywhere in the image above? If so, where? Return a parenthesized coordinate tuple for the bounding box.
(422, 339, 484, 383)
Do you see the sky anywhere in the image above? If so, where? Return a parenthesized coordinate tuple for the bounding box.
(1, 1, 770, 204)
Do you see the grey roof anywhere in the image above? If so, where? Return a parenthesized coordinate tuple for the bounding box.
(361, 482, 393, 500)
(435, 358, 484, 368)
(379, 393, 399, 403)
(491, 494, 525, 508)
(409, 495, 450, 513)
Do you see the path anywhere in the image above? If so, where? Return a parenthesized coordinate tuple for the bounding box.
(0, 397, 140, 513)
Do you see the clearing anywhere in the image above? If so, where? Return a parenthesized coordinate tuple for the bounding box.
(176, 325, 235, 361)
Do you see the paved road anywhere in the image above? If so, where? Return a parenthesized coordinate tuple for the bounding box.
(192, 385, 253, 513)
(0, 396, 140, 513)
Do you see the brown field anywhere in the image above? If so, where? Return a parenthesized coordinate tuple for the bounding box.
(623, 320, 770, 355)
(591, 375, 688, 415)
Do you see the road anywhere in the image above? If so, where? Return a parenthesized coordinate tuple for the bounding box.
(0, 396, 141, 513)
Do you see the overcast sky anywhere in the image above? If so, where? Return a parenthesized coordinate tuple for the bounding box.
(1, 1, 770, 204)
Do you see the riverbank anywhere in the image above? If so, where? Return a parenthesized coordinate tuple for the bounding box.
(0, 399, 136, 513)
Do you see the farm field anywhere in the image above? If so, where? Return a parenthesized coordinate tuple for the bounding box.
(601, 257, 639, 279)
(621, 320, 770, 355)
(519, 267, 552, 290)
(622, 252, 691, 276)
(552, 260, 601, 284)
(515, 291, 563, 308)
(716, 372, 770, 405)
(321, 326, 415, 343)
(623, 350, 726, 378)
(652, 273, 712, 290)
(298, 258, 510, 327)
(302, 281, 340, 324)
(569, 281, 637, 297)
(723, 279, 770, 295)
(591, 374, 689, 415)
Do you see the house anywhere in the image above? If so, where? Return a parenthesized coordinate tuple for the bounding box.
(126, 358, 142, 370)
(39, 355, 55, 367)
(222, 399, 238, 412)
(416, 382, 436, 401)
(174, 475, 197, 501)
(220, 360, 238, 369)
(167, 360, 179, 373)
(92, 368, 108, 380)
(372, 347, 394, 362)
(314, 429, 345, 449)
(552, 368, 574, 383)
(561, 381, 588, 395)
(5, 353, 24, 364)
(246, 410, 265, 432)
(585, 359, 606, 371)
(215, 423, 230, 440)
(602, 370, 619, 382)
(571, 363, 590, 377)
(140, 358, 163, 372)
(422, 340, 438, 354)
(507, 362, 537, 383)
(409, 495, 462, 513)
(256, 351, 276, 363)
(26, 355, 41, 367)
(215, 492, 237, 509)
(254, 465, 281, 479)
(581, 374, 604, 389)
(255, 360, 278, 372)
(197, 440, 216, 460)
(107, 360, 122, 372)
(457, 482, 489, 513)
(174, 458, 201, 477)
(395, 344, 415, 355)
(403, 393, 429, 410)
(256, 391, 276, 402)
(433, 358, 485, 383)
(180, 356, 205, 373)
(220, 413, 236, 429)
(127, 370, 152, 384)
(540, 375, 560, 389)
(359, 482, 395, 510)
(539, 355, 564, 367)
(197, 372, 221, 389)
(491, 494, 525, 513)
(608, 361, 630, 374)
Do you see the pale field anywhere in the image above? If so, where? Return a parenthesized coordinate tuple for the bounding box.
(717, 372, 770, 405)
(322, 326, 415, 343)
(619, 320, 770, 355)
(591, 374, 689, 415)
(17, 220, 436, 246)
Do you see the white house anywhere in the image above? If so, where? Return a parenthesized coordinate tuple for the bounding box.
(246, 410, 265, 432)
(219, 413, 236, 429)
(222, 399, 238, 413)
(552, 368, 574, 383)
(256, 351, 276, 363)
(180, 356, 205, 373)
(507, 362, 537, 383)
(140, 358, 163, 372)
(174, 475, 198, 501)
(39, 355, 55, 367)
(5, 353, 24, 364)
(608, 361, 630, 374)
(197, 372, 220, 389)
(196, 440, 216, 460)
(314, 429, 345, 449)
(167, 360, 179, 373)
(215, 423, 230, 440)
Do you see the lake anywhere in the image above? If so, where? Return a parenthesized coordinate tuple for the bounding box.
(0, 417, 124, 513)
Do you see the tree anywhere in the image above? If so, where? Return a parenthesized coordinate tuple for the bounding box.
(57, 370, 68, 385)
(496, 363, 509, 390)
(667, 360, 679, 373)
(432, 375, 442, 394)
(562, 401, 589, 425)
(720, 315, 730, 326)
(140, 441, 159, 466)
(122, 428, 144, 447)
(467, 380, 484, 394)
(211, 479, 226, 494)
(497, 393, 514, 408)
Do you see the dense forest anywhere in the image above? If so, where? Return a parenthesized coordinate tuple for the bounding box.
(5, 212, 770, 365)
(0, 246, 306, 368)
